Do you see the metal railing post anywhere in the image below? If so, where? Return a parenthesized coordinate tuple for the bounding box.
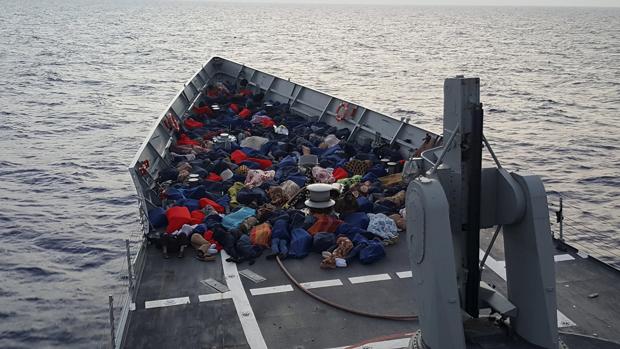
(558, 197, 564, 242)
(108, 295, 115, 349)
(125, 240, 134, 292)
(554, 196, 567, 251)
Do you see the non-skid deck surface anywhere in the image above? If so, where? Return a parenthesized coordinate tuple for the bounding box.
(123, 236, 418, 349)
(124, 245, 249, 349)
(123, 229, 620, 348)
(241, 238, 418, 349)
(479, 228, 620, 344)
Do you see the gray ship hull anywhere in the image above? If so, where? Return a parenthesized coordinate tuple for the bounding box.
(116, 57, 620, 349)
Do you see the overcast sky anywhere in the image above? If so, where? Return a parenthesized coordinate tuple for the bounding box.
(210, 0, 620, 6)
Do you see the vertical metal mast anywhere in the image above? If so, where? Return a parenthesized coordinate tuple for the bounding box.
(439, 76, 483, 318)
(463, 102, 483, 317)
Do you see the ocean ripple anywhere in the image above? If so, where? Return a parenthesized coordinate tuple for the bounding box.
(0, 2, 618, 348)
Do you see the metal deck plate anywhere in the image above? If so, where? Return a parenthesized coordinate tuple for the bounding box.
(239, 269, 267, 284)
(201, 278, 230, 293)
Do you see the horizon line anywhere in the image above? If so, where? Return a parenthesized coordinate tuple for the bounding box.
(200, 0, 620, 8)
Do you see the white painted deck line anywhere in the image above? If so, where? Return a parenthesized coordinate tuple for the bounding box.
(349, 273, 391, 284)
(249, 284, 294, 296)
(221, 251, 268, 349)
(554, 254, 575, 262)
(198, 291, 232, 303)
(144, 296, 190, 309)
(328, 337, 411, 349)
(300, 279, 343, 289)
(557, 312, 576, 328)
(396, 271, 413, 279)
(478, 249, 576, 328)
(479, 250, 507, 279)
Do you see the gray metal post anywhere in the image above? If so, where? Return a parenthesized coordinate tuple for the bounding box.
(108, 295, 115, 349)
(439, 76, 482, 318)
(406, 177, 467, 349)
(558, 197, 564, 242)
(125, 240, 133, 291)
(503, 174, 559, 348)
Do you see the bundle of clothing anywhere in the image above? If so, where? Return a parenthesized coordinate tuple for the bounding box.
(145, 78, 410, 267)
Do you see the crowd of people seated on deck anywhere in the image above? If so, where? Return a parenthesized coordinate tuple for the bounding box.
(145, 78, 409, 268)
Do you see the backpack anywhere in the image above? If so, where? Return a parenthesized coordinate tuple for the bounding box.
(359, 241, 386, 264)
(148, 207, 168, 229)
(288, 228, 312, 259)
(312, 233, 336, 253)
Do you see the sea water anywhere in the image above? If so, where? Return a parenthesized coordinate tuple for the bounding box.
(0, 1, 618, 347)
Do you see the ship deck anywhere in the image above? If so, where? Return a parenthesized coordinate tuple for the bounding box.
(122, 228, 620, 349)
(122, 58, 620, 348)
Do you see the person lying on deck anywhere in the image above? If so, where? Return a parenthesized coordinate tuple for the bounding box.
(203, 83, 228, 104)
(149, 76, 411, 269)
(190, 231, 217, 262)
(161, 228, 190, 259)
(237, 78, 252, 97)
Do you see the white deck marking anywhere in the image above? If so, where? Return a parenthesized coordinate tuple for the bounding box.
(300, 279, 343, 289)
(396, 271, 413, 279)
(478, 249, 576, 328)
(249, 284, 294, 296)
(480, 250, 507, 279)
(577, 251, 589, 258)
(328, 337, 411, 349)
(144, 296, 190, 309)
(557, 312, 576, 328)
(221, 251, 268, 349)
(198, 291, 232, 303)
(554, 254, 575, 262)
(349, 273, 391, 284)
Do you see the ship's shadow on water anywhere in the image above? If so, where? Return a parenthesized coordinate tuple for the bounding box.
(0, 1, 619, 348)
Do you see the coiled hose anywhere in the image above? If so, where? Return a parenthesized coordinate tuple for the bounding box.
(275, 255, 418, 321)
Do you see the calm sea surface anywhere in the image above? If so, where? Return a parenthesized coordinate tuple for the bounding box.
(0, 1, 618, 347)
